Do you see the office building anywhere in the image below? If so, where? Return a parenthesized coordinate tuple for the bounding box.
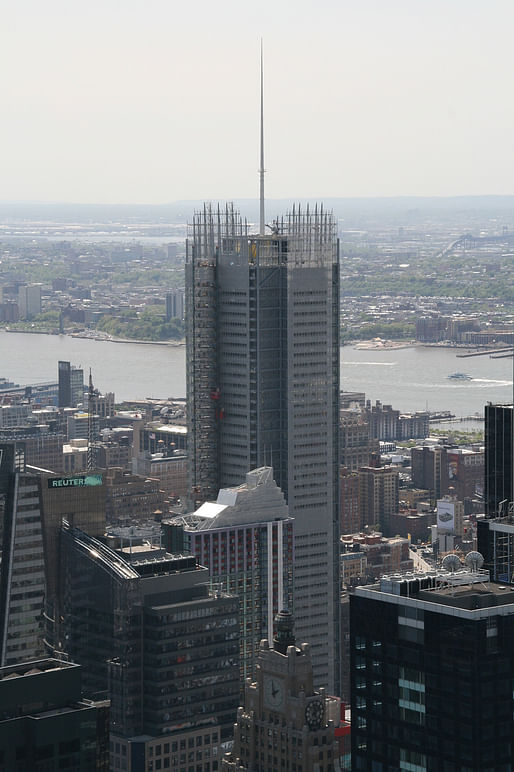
(58, 524, 240, 771)
(58, 360, 84, 408)
(88, 389, 115, 419)
(186, 204, 340, 692)
(358, 465, 399, 534)
(411, 445, 449, 501)
(485, 403, 513, 517)
(0, 426, 65, 472)
(0, 442, 46, 666)
(222, 610, 340, 772)
(37, 468, 106, 654)
(67, 410, 100, 441)
(350, 565, 514, 771)
(133, 447, 188, 500)
(104, 467, 164, 526)
(164, 467, 294, 683)
(0, 658, 109, 771)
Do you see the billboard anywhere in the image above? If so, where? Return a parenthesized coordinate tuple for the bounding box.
(437, 499, 455, 532)
(47, 474, 103, 489)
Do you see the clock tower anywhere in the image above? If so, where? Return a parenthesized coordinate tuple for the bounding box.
(222, 610, 341, 771)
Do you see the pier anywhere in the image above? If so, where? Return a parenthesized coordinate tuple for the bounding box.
(457, 347, 514, 358)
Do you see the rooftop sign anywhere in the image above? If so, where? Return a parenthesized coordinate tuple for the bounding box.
(48, 474, 102, 489)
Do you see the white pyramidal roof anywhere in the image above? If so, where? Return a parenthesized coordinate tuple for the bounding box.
(179, 467, 290, 530)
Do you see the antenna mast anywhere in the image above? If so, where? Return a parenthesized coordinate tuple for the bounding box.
(87, 369, 97, 471)
(259, 39, 265, 236)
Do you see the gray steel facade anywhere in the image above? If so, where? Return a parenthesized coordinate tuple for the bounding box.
(186, 204, 340, 692)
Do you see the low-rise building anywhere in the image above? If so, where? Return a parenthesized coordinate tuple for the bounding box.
(104, 467, 164, 525)
(340, 532, 413, 581)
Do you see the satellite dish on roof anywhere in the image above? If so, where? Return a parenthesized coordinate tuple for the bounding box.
(465, 551, 484, 572)
(442, 554, 461, 573)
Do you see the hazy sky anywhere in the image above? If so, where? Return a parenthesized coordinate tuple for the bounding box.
(3, 0, 514, 204)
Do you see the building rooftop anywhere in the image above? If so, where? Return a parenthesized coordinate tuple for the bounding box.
(167, 467, 291, 531)
(356, 567, 514, 617)
(0, 658, 76, 682)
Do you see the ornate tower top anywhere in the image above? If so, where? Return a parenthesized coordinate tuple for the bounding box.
(273, 609, 296, 655)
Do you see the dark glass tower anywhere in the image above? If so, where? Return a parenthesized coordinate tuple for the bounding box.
(186, 204, 340, 693)
(350, 570, 514, 771)
(485, 403, 513, 517)
(58, 360, 84, 408)
(56, 523, 240, 770)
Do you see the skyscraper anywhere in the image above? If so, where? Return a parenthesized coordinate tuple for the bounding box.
(58, 360, 84, 408)
(0, 442, 46, 666)
(186, 205, 340, 692)
(58, 523, 240, 770)
(350, 565, 514, 771)
(485, 403, 513, 517)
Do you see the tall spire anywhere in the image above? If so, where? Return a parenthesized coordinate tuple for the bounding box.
(259, 39, 265, 236)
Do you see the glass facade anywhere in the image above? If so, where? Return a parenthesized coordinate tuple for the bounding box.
(351, 588, 514, 771)
(485, 404, 513, 517)
(58, 523, 240, 760)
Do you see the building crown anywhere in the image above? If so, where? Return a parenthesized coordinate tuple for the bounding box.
(273, 609, 296, 654)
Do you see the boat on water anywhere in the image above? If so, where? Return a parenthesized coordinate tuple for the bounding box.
(447, 372, 472, 381)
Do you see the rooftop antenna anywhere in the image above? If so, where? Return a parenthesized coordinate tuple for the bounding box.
(87, 368, 98, 472)
(259, 39, 265, 236)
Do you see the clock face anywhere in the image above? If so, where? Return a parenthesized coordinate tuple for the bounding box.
(263, 676, 284, 710)
(305, 699, 324, 730)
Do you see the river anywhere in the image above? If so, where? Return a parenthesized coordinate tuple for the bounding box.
(1, 331, 512, 418)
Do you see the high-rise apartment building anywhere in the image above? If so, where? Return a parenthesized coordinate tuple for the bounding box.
(485, 403, 513, 517)
(166, 289, 185, 320)
(0, 442, 46, 666)
(350, 566, 514, 771)
(164, 467, 294, 684)
(186, 204, 340, 692)
(17, 283, 41, 320)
